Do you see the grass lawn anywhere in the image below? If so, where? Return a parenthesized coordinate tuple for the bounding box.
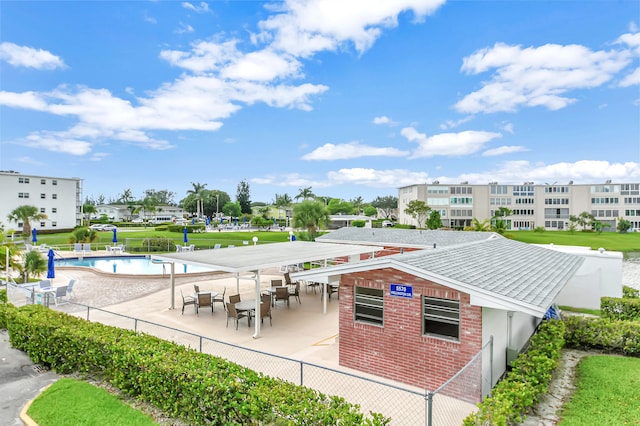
(27, 378, 159, 426)
(505, 230, 640, 253)
(558, 355, 640, 425)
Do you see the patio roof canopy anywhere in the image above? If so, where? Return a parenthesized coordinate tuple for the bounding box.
(151, 241, 383, 274)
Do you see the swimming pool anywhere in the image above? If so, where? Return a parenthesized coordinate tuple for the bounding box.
(55, 256, 214, 275)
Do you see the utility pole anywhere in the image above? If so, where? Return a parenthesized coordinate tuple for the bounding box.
(216, 194, 219, 217)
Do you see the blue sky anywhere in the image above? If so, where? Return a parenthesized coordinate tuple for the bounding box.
(1, 0, 639, 205)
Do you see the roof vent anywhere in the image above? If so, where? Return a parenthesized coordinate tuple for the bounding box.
(433, 243, 436, 248)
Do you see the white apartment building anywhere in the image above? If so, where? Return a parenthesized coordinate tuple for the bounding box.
(94, 204, 185, 221)
(398, 181, 640, 231)
(0, 171, 83, 232)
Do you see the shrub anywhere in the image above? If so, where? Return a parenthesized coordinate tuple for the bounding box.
(351, 220, 366, 228)
(533, 226, 546, 233)
(563, 316, 640, 355)
(623, 285, 640, 299)
(0, 288, 6, 304)
(463, 319, 565, 425)
(4, 304, 389, 425)
(140, 237, 176, 253)
(601, 296, 640, 321)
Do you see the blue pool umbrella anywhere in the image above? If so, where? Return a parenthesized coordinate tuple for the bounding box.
(220, 217, 224, 224)
(234, 218, 238, 226)
(183, 227, 188, 244)
(46, 249, 55, 278)
(192, 217, 195, 225)
(112, 228, 118, 244)
(206, 217, 210, 226)
(31, 228, 37, 244)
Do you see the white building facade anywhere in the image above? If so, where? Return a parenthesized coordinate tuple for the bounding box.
(398, 181, 640, 231)
(0, 171, 83, 232)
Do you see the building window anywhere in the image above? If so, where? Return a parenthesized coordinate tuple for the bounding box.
(52, 194, 57, 199)
(41, 179, 46, 184)
(354, 286, 383, 326)
(52, 208, 57, 213)
(40, 208, 46, 213)
(490, 185, 508, 195)
(591, 197, 619, 204)
(18, 192, 29, 199)
(423, 296, 460, 341)
(41, 193, 46, 199)
(18, 177, 30, 184)
(40, 222, 45, 227)
(52, 222, 57, 227)
(52, 180, 57, 185)
(621, 184, 639, 195)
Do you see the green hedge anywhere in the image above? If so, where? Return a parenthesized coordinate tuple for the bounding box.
(563, 315, 640, 356)
(623, 285, 640, 299)
(1, 304, 388, 425)
(167, 224, 206, 233)
(601, 296, 640, 321)
(463, 319, 565, 425)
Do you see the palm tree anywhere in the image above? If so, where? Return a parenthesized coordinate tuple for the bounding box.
(292, 200, 330, 238)
(188, 182, 207, 218)
(7, 205, 48, 238)
(469, 218, 491, 231)
(22, 250, 47, 283)
(295, 186, 315, 201)
(120, 188, 133, 204)
(273, 193, 292, 220)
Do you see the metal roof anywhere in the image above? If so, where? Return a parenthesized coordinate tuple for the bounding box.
(295, 231, 585, 317)
(151, 241, 383, 273)
(317, 227, 500, 248)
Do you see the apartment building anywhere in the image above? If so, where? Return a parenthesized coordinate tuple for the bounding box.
(0, 171, 83, 232)
(398, 181, 640, 231)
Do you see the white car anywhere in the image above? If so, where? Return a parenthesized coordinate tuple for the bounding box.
(89, 224, 104, 231)
(101, 224, 117, 231)
(382, 220, 395, 227)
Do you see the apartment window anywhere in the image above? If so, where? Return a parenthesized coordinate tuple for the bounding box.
(626, 210, 640, 217)
(544, 186, 569, 193)
(591, 197, 619, 204)
(450, 209, 473, 217)
(52, 194, 57, 200)
(624, 197, 640, 204)
(423, 296, 460, 341)
(490, 197, 511, 206)
(591, 185, 619, 193)
(438, 209, 447, 218)
(427, 186, 449, 194)
(52, 222, 57, 227)
(515, 198, 534, 205)
(18, 192, 29, 199)
(591, 210, 619, 218)
(41, 193, 46, 199)
(544, 198, 569, 205)
(41, 179, 46, 184)
(513, 185, 534, 196)
(52, 208, 57, 213)
(450, 186, 472, 195)
(490, 185, 508, 195)
(450, 197, 473, 205)
(512, 209, 534, 216)
(18, 177, 30, 184)
(427, 198, 449, 206)
(621, 184, 640, 195)
(354, 287, 383, 326)
(40, 208, 46, 213)
(52, 180, 57, 185)
(544, 208, 569, 219)
(40, 222, 45, 227)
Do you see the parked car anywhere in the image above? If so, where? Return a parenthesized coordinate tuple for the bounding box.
(382, 220, 395, 227)
(89, 224, 104, 231)
(131, 218, 145, 224)
(101, 224, 117, 231)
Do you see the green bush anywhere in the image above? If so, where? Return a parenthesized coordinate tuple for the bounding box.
(563, 316, 640, 355)
(167, 224, 206, 233)
(601, 296, 640, 321)
(3, 304, 389, 425)
(623, 285, 640, 299)
(139, 237, 176, 253)
(0, 288, 7, 304)
(463, 319, 565, 425)
(351, 220, 366, 228)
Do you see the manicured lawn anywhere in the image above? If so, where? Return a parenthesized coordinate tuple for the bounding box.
(505, 230, 640, 253)
(28, 378, 159, 426)
(558, 355, 640, 425)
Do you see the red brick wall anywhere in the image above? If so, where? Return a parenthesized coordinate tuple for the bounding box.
(338, 268, 483, 394)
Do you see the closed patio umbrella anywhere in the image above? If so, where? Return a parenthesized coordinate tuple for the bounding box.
(32, 228, 37, 244)
(183, 227, 188, 245)
(46, 248, 55, 279)
(112, 228, 118, 244)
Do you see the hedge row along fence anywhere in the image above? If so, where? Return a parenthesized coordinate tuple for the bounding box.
(563, 316, 640, 356)
(462, 319, 566, 426)
(601, 297, 640, 321)
(0, 304, 389, 425)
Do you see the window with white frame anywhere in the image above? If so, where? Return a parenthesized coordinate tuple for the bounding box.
(40, 208, 45, 213)
(52, 222, 57, 227)
(52, 208, 57, 213)
(423, 296, 460, 340)
(40, 222, 45, 227)
(52, 180, 57, 185)
(354, 287, 383, 326)
(41, 193, 46, 199)
(52, 194, 57, 199)
(41, 179, 46, 184)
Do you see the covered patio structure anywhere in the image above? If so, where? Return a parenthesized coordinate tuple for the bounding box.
(151, 241, 382, 338)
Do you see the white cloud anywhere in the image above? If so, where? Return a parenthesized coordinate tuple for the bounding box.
(327, 167, 431, 188)
(439, 115, 474, 130)
(401, 127, 502, 158)
(160, 40, 240, 74)
(175, 22, 194, 34)
(455, 40, 633, 114)
(0, 42, 65, 69)
(257, 0, 445, 57)
(499, 122, 514, 134)
(182, 2, 210, 13)
(302, 141, 408, 160)
(482, 145, 528, 156)
(372, 115, 399, 125)
(221, 49, 303, 81)
(619, 67, 640, 87)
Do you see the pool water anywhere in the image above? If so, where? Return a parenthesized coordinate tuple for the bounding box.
(55, 256, 214, 275)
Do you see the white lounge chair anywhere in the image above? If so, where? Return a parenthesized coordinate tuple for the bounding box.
(83, 243, 92, 252)
(74, 243, 83, 253)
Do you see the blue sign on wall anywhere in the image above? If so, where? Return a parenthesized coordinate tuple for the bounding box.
(390, 284, 413, 298)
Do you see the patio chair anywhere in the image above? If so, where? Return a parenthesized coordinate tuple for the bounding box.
(52, 285, 69, 306)
(226, 302, 248, 329)
(260, 293, 272, 326)
(83, 243, 92, 253)
(212, 287, 226, 312)
(270, 279, 283, 288)
(66, 279, 77, 299)
(305, 280, 320, 294)
(274, 286, 290, 308)
(74, 243, 83, 253)
(229, 294, 241, 304)
(180, 289, 197, 315)
(193, 284, 200, 293)
(196, 292, 213, 315)
(39, 280, 52, 289)
(289, 282, 302, 304)
(213, 244, 221, 249)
